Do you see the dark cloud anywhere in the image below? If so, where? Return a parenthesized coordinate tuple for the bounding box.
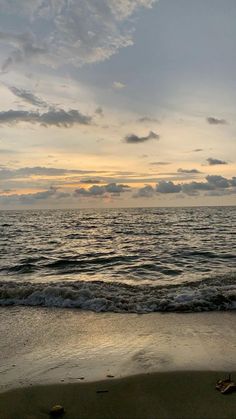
(182, 181, 214, 195)
(105, 183, 130, 193)
(177, 168, 201, 174)
(74, 185, 101, 196)
(0, 187, 57, 204)
(8, 86, 48, 108)
(1, 175, 236, 205)
(40, 109, 92, 127)
(206, 175, 230, 189)
(0, 110, 36, 124)
(230, 177, 236, 187)
(134, 185, 155, 198)
(207, 158, 227, 166)
(80, 179, 101, 184)
(182, 176, 231, 195)
(156, 181, 181, 194)
(0, 108, 92, 127)
(207, 117, 227, 125)
(124, 131, 159, 144)
(24, 187, 57, 201)
(74, 183, 129, 197)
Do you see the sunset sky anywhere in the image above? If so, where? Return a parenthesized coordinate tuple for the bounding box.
(0, 0, 235, 208)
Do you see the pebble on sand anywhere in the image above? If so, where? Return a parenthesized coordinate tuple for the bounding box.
(49, 404, 65, 417)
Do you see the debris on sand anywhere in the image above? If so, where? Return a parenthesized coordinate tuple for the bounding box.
(216, 374, 236, 395)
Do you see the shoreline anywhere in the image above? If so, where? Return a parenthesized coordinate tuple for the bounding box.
(1, 308, 236, 394)
(0, 371, 236, 419)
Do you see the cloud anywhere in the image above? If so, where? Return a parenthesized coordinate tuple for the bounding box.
(80, 179, 101, 184)
(206, 175, 230, 189)
(181, 176, 230, 195)
(182, 181, 214, 195)
(8, 86, 48, 108)
(134, 185, 155, 198)
(207, 117, 227, 125)
(0, 187, 58, 204)
(231, 177, 236, 187)
(74, 182, 129, 197)
(156, 181, 181, 194)
(137, 116, 159, 123)
(75, 185, 105, 196)
(0, 108, 92, 127)
(39, 109, 92, 127)
(124, 131, 159, 144)
(1, 174, 236, 206)
(207, 158, 227, 166)
(0, 166, 99, 180)
(0, 31, 47, 71)
(23, 187, 57, 201)
(177, 168, 201, 174)
(1, 166, 181, 186)
(193, 148, 203, 152)
(0, 1, 157, 71)
(149, 161, 170, 166)
(105, 182, 130, 193)
(113, 81, 126, 89)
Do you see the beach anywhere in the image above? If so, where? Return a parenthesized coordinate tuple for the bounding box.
(0, 308, 235, 418)
(1, 371, 236, 419)
(1, 0, 236, 413)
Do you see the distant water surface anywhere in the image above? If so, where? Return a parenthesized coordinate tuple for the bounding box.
(0, 207, 235, 312)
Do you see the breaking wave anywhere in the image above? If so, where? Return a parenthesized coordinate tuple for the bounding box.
(0, 274, 235, 313)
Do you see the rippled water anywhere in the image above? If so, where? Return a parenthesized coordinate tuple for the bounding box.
(0, 207, 236, 312)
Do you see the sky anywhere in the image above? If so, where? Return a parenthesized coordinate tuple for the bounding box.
(0, 0, 235, 209)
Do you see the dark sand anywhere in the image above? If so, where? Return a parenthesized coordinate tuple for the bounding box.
(1, 309, 236, 418)
(0, 371, 236, 419)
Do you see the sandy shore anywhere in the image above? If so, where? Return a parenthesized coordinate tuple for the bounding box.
(0, 371, 236, 419)
(0, 308, 235, 418)
(1, 308, 236, 392)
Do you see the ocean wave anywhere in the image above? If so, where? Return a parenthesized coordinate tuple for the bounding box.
(0, 254, 141, 275)
(0, 274, 235, 313)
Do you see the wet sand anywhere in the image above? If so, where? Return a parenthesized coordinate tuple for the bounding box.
(0, 308, 235, 418)
(0, 371, 236, 419)
(1, 308, 236, 392)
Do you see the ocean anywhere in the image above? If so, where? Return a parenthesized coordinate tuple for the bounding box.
(0, 206, 235, 313)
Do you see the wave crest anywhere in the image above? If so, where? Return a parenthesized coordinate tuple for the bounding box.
(0, 275, 235, 313)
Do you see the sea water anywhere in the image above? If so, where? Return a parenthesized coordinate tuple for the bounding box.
(0, 207, 235, 313)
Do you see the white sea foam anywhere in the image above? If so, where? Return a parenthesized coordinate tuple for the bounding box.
(0, 275, 235, 313)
